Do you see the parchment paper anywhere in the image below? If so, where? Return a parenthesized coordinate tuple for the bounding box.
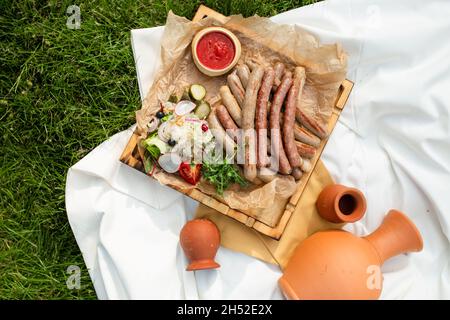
(135, 12, 347, 227)
(196, 160, 343, 268)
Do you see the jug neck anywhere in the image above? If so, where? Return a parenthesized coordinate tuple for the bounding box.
(363, 210, 423, 263)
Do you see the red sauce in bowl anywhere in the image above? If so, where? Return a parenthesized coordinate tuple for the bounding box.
(195, 31, 236, 70)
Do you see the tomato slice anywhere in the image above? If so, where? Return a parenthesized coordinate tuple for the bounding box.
(178, 162, 202, 185)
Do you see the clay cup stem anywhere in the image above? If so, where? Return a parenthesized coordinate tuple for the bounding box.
(364, 210, 424, 263)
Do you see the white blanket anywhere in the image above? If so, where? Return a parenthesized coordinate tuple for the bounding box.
(65, 0, 450, 299)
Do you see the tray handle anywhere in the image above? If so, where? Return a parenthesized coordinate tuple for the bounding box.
(192, 5, 226, 23)
(335, 79, 354, 110)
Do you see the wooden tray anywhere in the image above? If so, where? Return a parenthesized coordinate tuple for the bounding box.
(120, 5, 354, 239)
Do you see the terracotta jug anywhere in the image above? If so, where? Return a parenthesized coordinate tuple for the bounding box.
(279, 210, 423, 300)
(179, 219, 221, 271)
(316, 184, 367, 223)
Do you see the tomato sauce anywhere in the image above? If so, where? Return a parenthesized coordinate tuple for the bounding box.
(196, 31, 235, 70)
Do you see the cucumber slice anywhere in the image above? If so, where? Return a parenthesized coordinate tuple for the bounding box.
(189, 84, 206, 101)
(194, 101, 211, 119)
(181, 88, 192, 102)
(168, 93, 179, 103)
(145, 136, 168, 154)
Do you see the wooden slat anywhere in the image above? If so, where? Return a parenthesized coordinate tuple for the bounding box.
(120, 5, 354, 239)
(252, 203, 295, 238)
(119, 131, 140, 164)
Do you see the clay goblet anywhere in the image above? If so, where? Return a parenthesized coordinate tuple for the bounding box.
(179, 219, 221, 271)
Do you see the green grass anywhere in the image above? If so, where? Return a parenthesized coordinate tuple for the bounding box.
(0, 0, 317, 299)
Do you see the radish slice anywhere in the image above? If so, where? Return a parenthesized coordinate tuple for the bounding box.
(147, 116, 160, 132)
(175, 100, 196, 116)
(185, 117, 201, 123)
(158, 153, 181, 173)
(158, 121, 171, 142)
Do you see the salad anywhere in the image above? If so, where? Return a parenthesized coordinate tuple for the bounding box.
(141, 84, 246, 194)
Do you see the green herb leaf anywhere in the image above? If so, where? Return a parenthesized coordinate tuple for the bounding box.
(143, 156, 155, 174)
(145, 144, 161, 160)
(201, 159, 247, 195)
(161, 112, 172, 122)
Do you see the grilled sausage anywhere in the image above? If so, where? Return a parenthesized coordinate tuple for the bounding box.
(219, 86, 242, 127)
(216, 104, 239, 142)
(279, 112, 321, 147)
(236, 64, 250, 89)
(295, 141, 316, 159)
(242, 65, 265, 182)
(295, 108, 328, 139)
(294, 66, 328, 139)
(207, 109, 236, 157)
(283, 67, 305, 168)
(294, 123, 321, 147)
(291, 167, 303, 180)
(256, 67, 275, 168)
(272, 62, 285, 91)
(227, 71, 245, 107)
(269, 71, 293, 175)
